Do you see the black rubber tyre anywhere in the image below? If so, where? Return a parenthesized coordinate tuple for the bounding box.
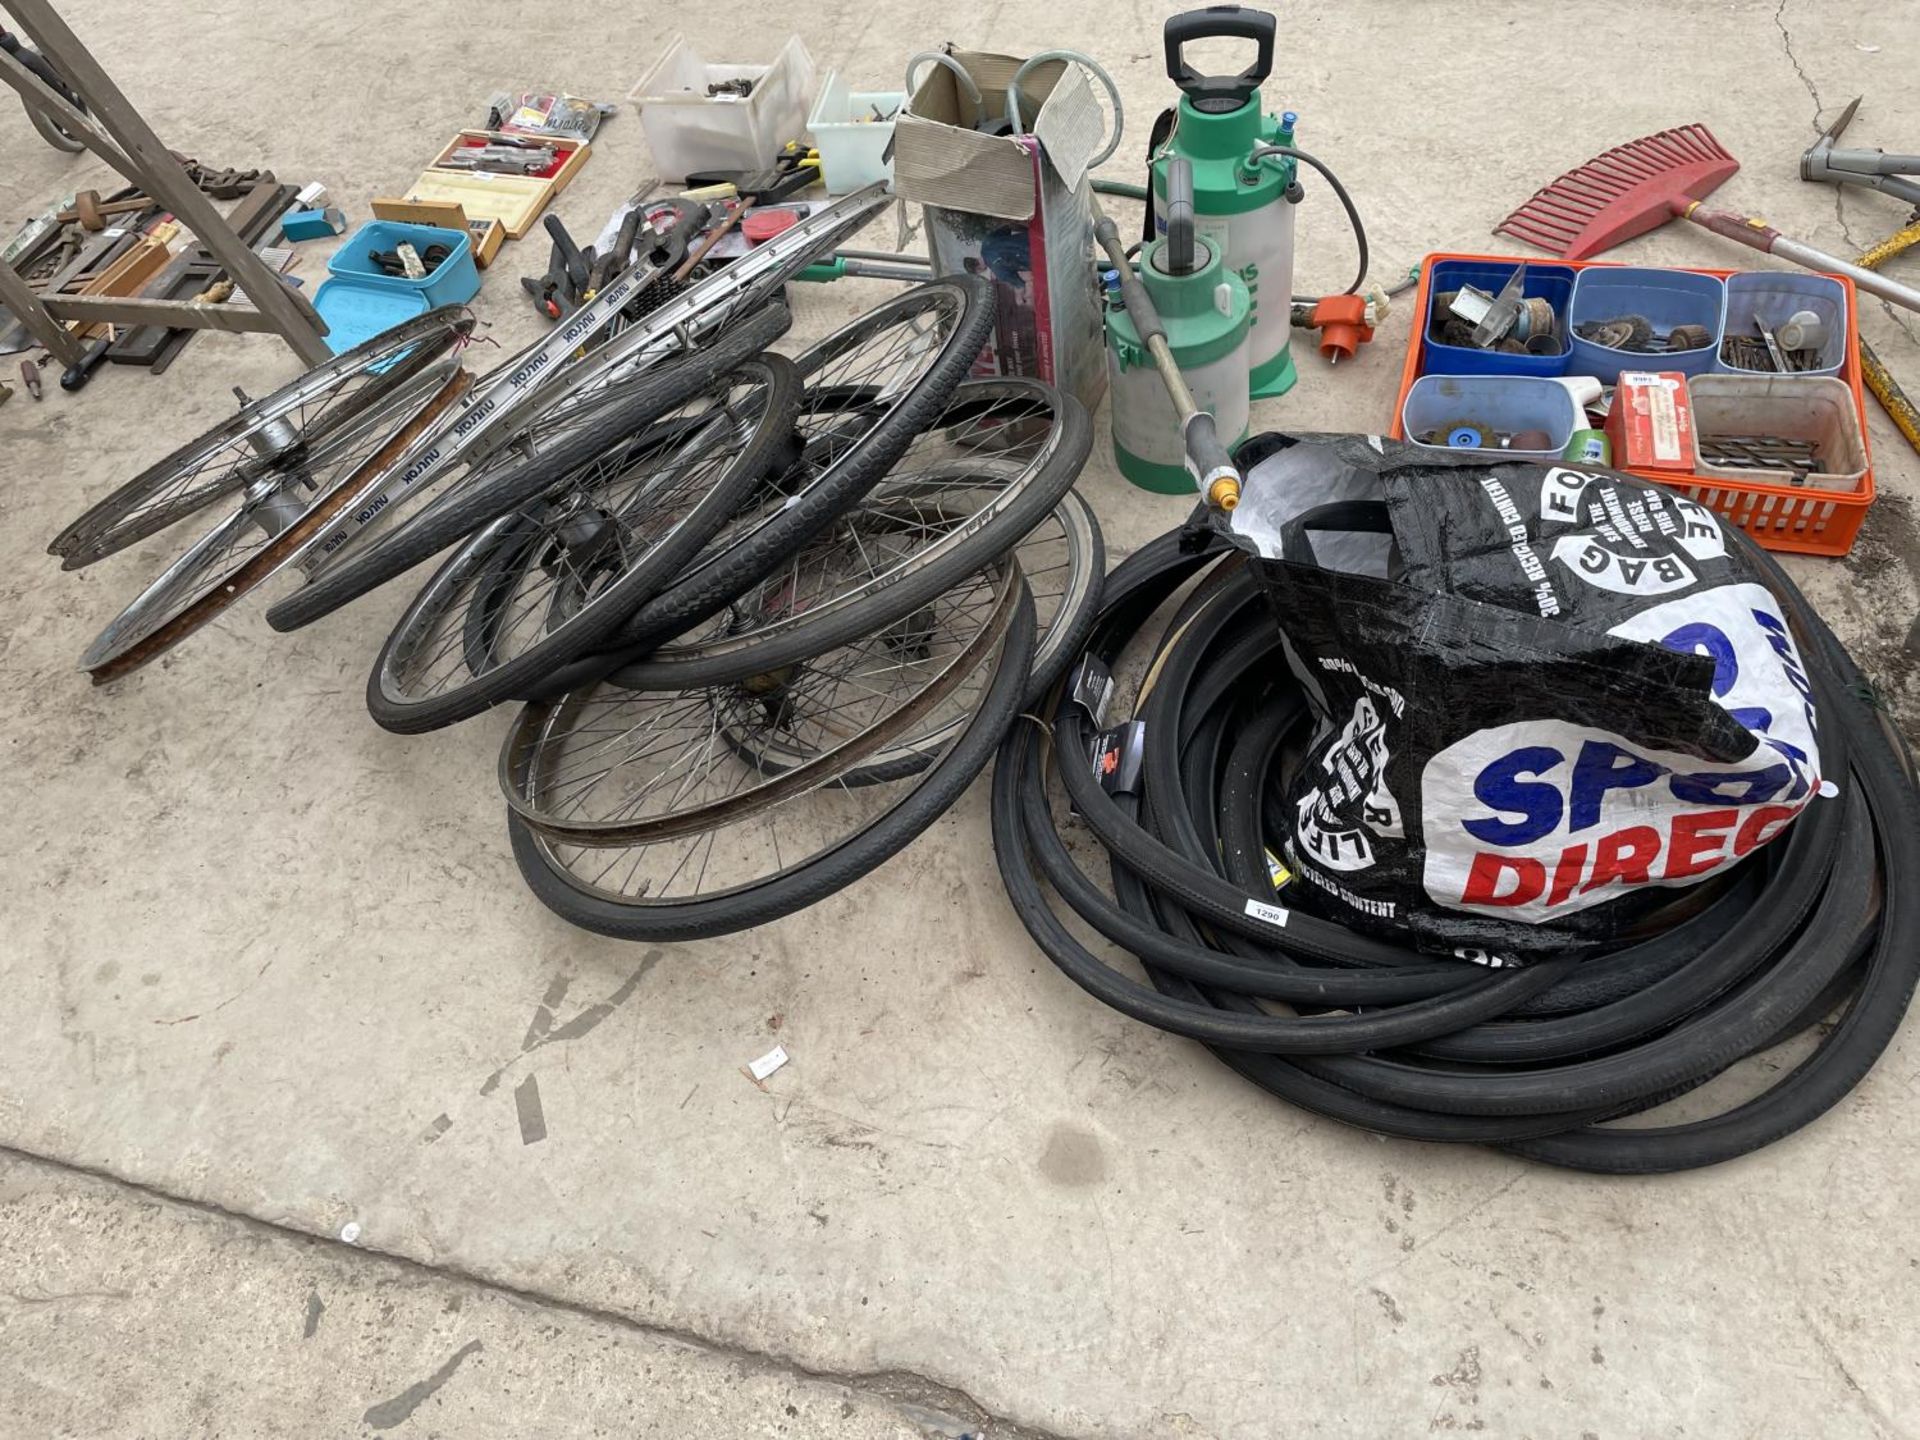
(988, 517, 1920, 1170)
(509, 582, 1036, 942)
(608, 276, 996, 654)
(606, 380, 1090, 691)
(363, 356, 802, 734)
(264, 304, 790, 634)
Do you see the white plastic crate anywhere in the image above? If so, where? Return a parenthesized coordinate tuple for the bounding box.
(628, 35, 816, 183)
(807, 71, 903, 193)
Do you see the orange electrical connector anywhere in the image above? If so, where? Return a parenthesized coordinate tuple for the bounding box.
(1306, 294, 1375, 364)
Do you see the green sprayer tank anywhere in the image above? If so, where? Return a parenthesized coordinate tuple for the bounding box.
(1150, 6, 1300, 400)
(1106, 159, 1252, 492)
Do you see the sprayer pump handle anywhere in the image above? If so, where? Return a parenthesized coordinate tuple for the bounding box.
(1164, 5, 1275, 112)
(1164, 157, 1197, 274)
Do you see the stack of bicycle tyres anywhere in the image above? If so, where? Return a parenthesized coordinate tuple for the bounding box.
(48, 187, 1103, 942)
(991, 525, 1920, 1174)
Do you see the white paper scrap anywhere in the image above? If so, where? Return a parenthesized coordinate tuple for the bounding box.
(748, 1045, 790, 1082)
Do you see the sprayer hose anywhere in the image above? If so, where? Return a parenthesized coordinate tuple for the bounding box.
(1095, 147, 1371, 302)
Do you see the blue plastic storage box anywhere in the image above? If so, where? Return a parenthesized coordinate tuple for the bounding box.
(1714, 270, 1847, 378)
(1422, 259, 1576, 378)
(1401, 374, 1583, 461)
(312, 280, 430, 355)
(327, 220, 479, 309)
(1568, 266, 1724, 382)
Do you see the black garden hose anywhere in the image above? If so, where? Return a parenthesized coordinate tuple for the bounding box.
(990, 525, 1920, 1173)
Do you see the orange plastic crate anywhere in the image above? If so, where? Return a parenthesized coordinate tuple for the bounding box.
(1389, 251, 1876, 557)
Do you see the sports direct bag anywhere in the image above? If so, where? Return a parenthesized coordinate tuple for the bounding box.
(1224, 434, 1824, 958)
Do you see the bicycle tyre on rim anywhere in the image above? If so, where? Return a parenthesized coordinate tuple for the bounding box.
(274, 189, 880, 586)
(507, 581, 1036, 942)
(610, 275, 996, 651)
(502, 562, 1022, 844)
(79, 364, 473, 683)
(263, 303, 791, 634)
(603, 379, 1090, 692)
(49, 308, 474, 568)
(763, 491, 1105, 789)
(365, 356, 803, 734)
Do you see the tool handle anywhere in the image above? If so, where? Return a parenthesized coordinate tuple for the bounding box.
(59, 335, 112, 391)
(1859, 338, 1920, 456)
(543, 214, 589, 291)
(1830, 150, 1920, 177)
(645, 200, 710, 270)
(1681, 202, 1920, 316)
(1164, 157, 1196, 274)
(1773, 235, 1920, 314)
(1849, 173, 1920, 208)
(606, 205, 646, 282)
(1164, 6, 1274, 109)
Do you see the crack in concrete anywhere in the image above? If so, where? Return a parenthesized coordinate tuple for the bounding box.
(1773, 0, 1824, 130)
(1773, 0, 1920, 350)
(0, 1285, 132, 1306)
(0, 1144, 1078, 1440)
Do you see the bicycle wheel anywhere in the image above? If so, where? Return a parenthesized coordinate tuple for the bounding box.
(505, 561, 1019, 838)
(504, 577, 1037, 942)
(50, 309, 473, 569)
(605, 275, 996, 654)
(726, 492, 1103, 789)
(365, 357, 802, 734)
(602, 377, 1090, 691)
(263, 303, 791, 634)
(823, 488, 1105, 787)
(284, 187, 887, 585)
(79, 357, 471, 684)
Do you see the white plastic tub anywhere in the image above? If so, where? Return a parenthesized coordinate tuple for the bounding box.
(628, 35, 816, 183)
(807, 71, 903, 193)
(1687, 374, 1867, 492)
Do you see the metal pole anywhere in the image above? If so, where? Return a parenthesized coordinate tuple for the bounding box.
(5, 0, 331, 366)
(0, 245, 84, 364)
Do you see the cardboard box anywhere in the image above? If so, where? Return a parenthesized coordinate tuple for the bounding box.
(891, 52, 1106, 413)
(372, 196, 505, 269)
(1608, 371, 1696, 472)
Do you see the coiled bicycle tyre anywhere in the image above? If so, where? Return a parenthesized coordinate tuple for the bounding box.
(990, 521, 1919, 1172)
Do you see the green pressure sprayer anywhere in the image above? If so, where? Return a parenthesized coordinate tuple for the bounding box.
(1105, 158, 1252, 494)
(1096, 6, 1370, 499)
(1149, 6, 1303, 400)
(1001, 25, 1368, 508)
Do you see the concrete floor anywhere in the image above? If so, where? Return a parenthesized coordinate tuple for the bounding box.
(3, 1, 1919, 1436)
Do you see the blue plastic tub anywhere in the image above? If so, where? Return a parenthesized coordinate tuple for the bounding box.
(1714, 270, 1847, 378)
(313, 279, 430, 355)
(327, 220, 478, 309)
(1422, 259, 1576, 377)
(1401, 373, 1583, 460)
(1568, 266, 1724, 382)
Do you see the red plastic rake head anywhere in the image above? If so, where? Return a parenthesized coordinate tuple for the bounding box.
(1493, 124, 1740, 260)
